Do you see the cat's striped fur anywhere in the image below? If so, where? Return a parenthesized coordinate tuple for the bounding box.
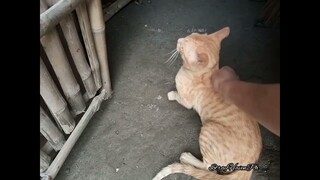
(153, 27, 262, 180)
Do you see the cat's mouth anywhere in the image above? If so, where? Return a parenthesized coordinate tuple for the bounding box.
(181, 57, 191, 70)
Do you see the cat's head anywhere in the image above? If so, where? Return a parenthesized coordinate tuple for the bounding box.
(177, 27, 230, 73)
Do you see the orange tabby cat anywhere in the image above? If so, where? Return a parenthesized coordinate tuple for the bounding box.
(153, 27, 262, 180)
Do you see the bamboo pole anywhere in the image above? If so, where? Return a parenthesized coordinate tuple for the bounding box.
(41, 90, 106, 180)
(40, 0, 89, 37)
(40, 107, 66, 151)
(40, 150, 51, 173)
(75, 2, 102, 91)
(41, 141, 54, 155)
(41, 57, 75, 134)
(104, 0, 132, 21)
(46, 0, 97, 99)
(41, 0, 86, 115)
(86, 0, 112, 99)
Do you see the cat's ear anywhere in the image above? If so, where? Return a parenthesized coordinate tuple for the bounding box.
(209, 27, 230, 42)
(197, 53, 209, 66)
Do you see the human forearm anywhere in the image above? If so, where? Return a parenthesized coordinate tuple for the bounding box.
(221, 81, 280, 136)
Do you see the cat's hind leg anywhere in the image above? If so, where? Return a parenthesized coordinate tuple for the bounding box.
(180, 152, 207, 170)
(167, 91, 192, 109)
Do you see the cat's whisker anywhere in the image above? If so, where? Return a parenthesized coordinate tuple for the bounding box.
(167, 51, 178, 65)
(168, 53, 176, 65)
(172, 53, 180, 65)
(169, 52, 179, 66)
(166, 48, 177, 55)
(165, 50, 178, 64)
(169, 53, 178, 64)
(165, 50, 177, 63)
(165, 55, 174, 64)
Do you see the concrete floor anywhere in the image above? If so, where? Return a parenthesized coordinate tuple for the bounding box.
(55, 0, 280, 179)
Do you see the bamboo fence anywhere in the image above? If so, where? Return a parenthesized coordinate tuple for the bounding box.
(39, 0, 126, 179)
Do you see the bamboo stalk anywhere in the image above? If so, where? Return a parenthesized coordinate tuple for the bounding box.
(45, 0, 97, 99)
(40, 0, 89, 37)
(41, 90, 106, 180)
(86, 0, 112, 99)
(40, 107, 66, 151)
(41, 57, 75, 134)
(76, 2, 102, 90)
(40, 150, 51, 173)
(41, 141, 54, 155)
(41, 28, 87, 115)
(104, 0, 132, 21)
(41, 0, 86, 115)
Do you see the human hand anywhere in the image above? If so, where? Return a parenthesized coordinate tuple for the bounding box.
(211, 66, 239, 95)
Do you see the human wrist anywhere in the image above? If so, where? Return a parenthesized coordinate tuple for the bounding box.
(218, 80, 237, 101)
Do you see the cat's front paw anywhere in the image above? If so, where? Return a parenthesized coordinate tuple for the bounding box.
(167, 91, 176, 101)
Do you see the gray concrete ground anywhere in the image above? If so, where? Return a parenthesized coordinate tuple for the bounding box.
(55, 0, 280, 179)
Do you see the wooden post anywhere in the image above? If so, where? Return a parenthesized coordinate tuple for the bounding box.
(40, 0, 88, 37)
(40, 107, 66, 151)
(40, 57, 75, 134)
(41, 0, 86, 115)
(87, 0, 112, 99)
(104, 0, 132, 21)
(40, 150, 51, 173)
(41, 90, 106, 180)
(76, 2, 102, 91)
(46, 0, 97, 99)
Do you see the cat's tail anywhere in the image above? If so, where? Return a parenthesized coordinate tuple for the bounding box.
(152, 163, 248, 180)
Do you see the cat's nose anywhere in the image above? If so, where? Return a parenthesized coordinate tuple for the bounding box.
(177, 38, 184, 51)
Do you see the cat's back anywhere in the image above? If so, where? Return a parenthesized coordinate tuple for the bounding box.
(199, 95, 262, 166)
(174, 67, 262, 159)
